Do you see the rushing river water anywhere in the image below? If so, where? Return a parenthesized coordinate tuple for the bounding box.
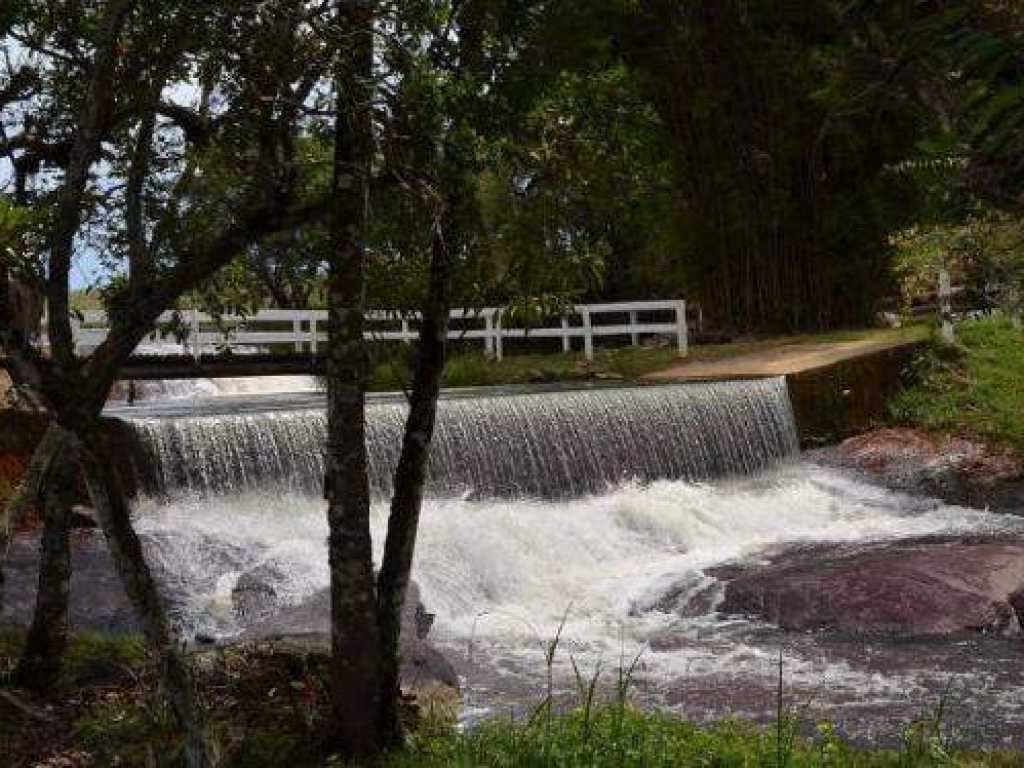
(95, 380, 1024, 746)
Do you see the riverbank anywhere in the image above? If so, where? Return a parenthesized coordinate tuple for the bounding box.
(3, 626, 1023, 767)
(813, 318, 1024, 511)
(889, 318, 1024, 453)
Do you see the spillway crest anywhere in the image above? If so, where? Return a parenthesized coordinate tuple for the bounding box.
(128, 379, 799, 498)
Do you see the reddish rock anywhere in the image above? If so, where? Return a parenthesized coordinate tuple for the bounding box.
(711, 535, 1024, 637)
(813, 427, 1024, 513)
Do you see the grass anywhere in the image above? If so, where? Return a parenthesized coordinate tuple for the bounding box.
(4, 625, 1024, 767)
(385, 708, 1024, 768)
(7, 626, 1024, 767)
(890, 317, 1024, 452)
(365, 325, 927, 393)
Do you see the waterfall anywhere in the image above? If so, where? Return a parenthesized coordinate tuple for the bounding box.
(126, 379, 798, 498)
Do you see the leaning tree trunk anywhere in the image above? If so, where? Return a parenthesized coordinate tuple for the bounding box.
(15, 433, 79, 690)
(324, 0, 382, 756)
(75, 432, 208, 768)
(0, 425, 67, 620)
(376, 212, 452, 743)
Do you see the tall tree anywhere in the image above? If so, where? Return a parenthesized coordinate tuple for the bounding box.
(1, 2, 337, 761)
(322, 0, 545, 756)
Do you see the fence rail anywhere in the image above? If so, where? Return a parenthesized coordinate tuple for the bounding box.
(46, 300, 689, 363)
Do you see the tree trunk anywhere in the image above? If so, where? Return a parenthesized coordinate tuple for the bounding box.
(376, 212, 452, 742)
(0, 424, 67, 618)
(15, 435, 78, 691)
(76, 432, 208, 768)
(324, 0, 382, 757)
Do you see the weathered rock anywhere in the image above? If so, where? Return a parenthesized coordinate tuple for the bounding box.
(2, 530, 459, 693)
(708, 535, 1024, 637)
(813, 428, 1024, 513)
(231, 561, 288, 622)
(240, 584, 459, 691)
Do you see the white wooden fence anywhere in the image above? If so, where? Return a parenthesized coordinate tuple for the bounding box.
(50, 300, 688, 362)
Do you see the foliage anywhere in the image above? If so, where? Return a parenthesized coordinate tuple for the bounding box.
(0, 199, 32, 271)
(597, 0, 937, 331)
(7, 628, 1024, 768)
(385, 706, 1024, 768)
(890, 318, 1024, 451)
(890, 208, 1024, 311)
(943, 3, 1024, 210)
(366, 326, 925, 392)
(477, 65, 671, 304)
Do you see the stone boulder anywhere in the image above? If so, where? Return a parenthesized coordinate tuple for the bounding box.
(705, 535, 1024, 637)
(812, 428, 1024, 513)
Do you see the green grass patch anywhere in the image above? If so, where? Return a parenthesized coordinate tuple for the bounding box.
(0, 627, 146, 687)
(5, 629, 1024, 766)
(365, 326, 927, 393)
(890, 318, 1024, 452)
(379, 706, 1024, 768)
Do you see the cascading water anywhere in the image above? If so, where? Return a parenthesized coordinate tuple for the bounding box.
(126, 378, 800, 498)
(103, 377, 1024, 743)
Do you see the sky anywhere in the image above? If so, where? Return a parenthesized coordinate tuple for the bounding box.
(3, 34, 202, 291)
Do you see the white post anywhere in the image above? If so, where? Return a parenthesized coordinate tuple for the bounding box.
(1008, 286, 1022, 330)
(939, 269, 955, 343)
(484, 313, 494, 357)
(494, 310, 504, 362)
(401, 317, 411, 345)
(629, 310, 639, 347)
(582, 307, 593, 362)
(190, 308, 201, 360)
(293, 316, 302, 352)
(561, 316, 571, 354)
(676, 300, 689, 358)
(70, 313, 81, 356)
(309, 312, 318, 353)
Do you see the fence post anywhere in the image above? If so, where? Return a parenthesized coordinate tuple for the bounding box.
(401, 317, 412, 345)
(494, 310, 504, 362)
(561, 316, 571, 353)
(676, 300, 689, 358)
(629, 310, 639, 347)
(190, 309, 201, 360)
(1008, 286, 1022, 330)
(70, 312, 81, 356)
(939, 269, 955, 343)
(484, 313, 494, 357)
(293, 316, 302, 352)
(582, 307, 593, 362)
(309, 312, 318, 353)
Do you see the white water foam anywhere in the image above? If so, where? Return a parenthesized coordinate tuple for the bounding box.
(133, 463, 1024, 718)
(110, 341, 322, 401)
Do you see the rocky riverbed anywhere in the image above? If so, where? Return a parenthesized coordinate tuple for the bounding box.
(1, 530, 459, 697)
(812, 427, 1024, 513)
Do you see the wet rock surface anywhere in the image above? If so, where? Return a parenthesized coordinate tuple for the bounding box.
(2, 530, 140, 634)
(700, 535, 1024, 637)
(1, 530, 458, 693)
(812, 427, 1024, 513)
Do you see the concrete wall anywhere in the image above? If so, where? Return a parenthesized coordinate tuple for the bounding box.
(786, 341, 921, 448)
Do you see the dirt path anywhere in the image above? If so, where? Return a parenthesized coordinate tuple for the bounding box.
(647, 337, 920, 381)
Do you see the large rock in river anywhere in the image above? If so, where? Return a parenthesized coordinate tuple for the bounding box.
(708, 535, 1024, 637)
(812, 428, 1024, 513)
